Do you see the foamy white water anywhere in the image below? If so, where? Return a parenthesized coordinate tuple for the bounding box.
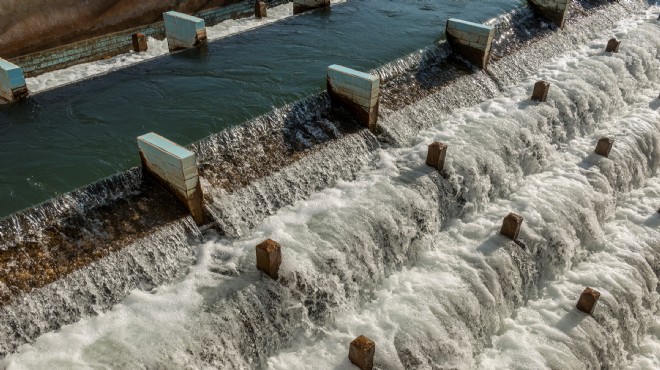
(3, 7, 658, 368)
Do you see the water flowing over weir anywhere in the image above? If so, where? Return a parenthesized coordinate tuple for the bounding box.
(1, 0, 659, 366)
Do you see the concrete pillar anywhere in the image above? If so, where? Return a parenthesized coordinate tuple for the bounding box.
(576, 287, 600, 315)
(445, 19, 494, 70)
(500, 213, 523, 241)
(255, 1, 268, 18)
(256, 239, 282, 279)
(137, 132, 204, 224)
(595, 137, 614, 158)
(163, 11, 207, 52)
(529, 0, 570, 28)
(605, 38, 620, 53)
(0, 59, 28, 102)
(327, 64, 380, 131)
(349, 335, 375, 370)
(293, 0, 331, 14)
(531, 80, 550, 102)
(132, 33, 148, 53)
(426, 142, 448, 171)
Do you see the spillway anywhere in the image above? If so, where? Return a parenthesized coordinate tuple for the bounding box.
(0, 0, 659, 368)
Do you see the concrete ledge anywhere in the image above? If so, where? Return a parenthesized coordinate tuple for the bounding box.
(293, 0, 331, 14)
(445, 19, 494, 69)
(137, 133, 204, 224)
(0, 59, 28, 102)
(529, 0, 570, 28)
(327, 64, 380, 130)
(163, 11, 207, 51)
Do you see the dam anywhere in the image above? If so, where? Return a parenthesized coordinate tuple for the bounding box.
(1, 0, 660, 368)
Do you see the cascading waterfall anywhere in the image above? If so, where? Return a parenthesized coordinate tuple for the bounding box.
(1, 0, 659, 367)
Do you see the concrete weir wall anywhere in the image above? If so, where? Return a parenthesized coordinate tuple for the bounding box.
(137, 133, 204, 224)
(0, 59, 28, 101)
(445, 18, 494, 70)
(5, 0, 288, 78)
(529, 0, 570, 28)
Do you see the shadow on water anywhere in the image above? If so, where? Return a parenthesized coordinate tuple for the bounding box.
(644, 212, 660, 228)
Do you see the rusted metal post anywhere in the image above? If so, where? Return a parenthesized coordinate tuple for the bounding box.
(531, 80, 550, 102)
(256, 239, 282, 279)
(349, 335, 375, 370)
(500, 213, 523, 241)
(132, 33, 148, 53)
(595, 137, 614, 158)
(426, 142, 448, 171)
(605, 38, 620, 53)
(576, 287, 600, 315)
(255, 1, 268, 18)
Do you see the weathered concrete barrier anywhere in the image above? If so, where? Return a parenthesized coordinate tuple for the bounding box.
(445, 19, 494, 70)
(0, 59, 28, 102)
(256, 239, 282, 279)
(605, 38, 620, 53)
(293, 0, 331, 14)
(531, 80, 550, 102)
(595, 137, 614, 158)
(349, 335, 375, 370)
(163, 11, 207, 52)
(327, 64, 380, 131)
(500, 212, 523, 241)
(576, 287, 600, 315)
(529, 0, 570, 28)
(132, 33, 148, 53)
(137, 133, 204, 224)
(255, 1, 268, 18)
(426, 142, 448, 171)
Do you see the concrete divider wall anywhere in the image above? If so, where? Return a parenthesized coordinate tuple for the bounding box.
(327, 64, 380, 130)
(137, 133, 204, 224)
(164, 11, 207, 51)
(529, 0, 570, 28)
(9, 0, 288, 78)
(445, 18, 494, 70)
(0, 59, 28, 101)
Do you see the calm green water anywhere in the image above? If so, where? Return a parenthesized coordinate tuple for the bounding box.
(0, 0, 521, 218)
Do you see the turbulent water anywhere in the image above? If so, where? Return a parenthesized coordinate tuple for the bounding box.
(1, 0, 660, 369)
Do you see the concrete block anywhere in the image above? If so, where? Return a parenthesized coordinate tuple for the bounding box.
(500, 213, 523, 240)
(605, 38, 620, 53)
(256, 239, 282, 279)
(0, 59, 28, 102)
(349, 335, 375, 370)
(327, 64, 380, 131)
(426, 142, 448, 171)
(595, 137, 614, 158)
(137, 132, 204, 224)
(293, 0, 331, 14)
(255, 1, 267, 18)
(529, 0, 570, 28)
(531, 80, 550, 102)
(576, 287, 600, 315)
(132, 33, 148, 53)
(163, 11, 207, 52)
(445, 19, 494, 70)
